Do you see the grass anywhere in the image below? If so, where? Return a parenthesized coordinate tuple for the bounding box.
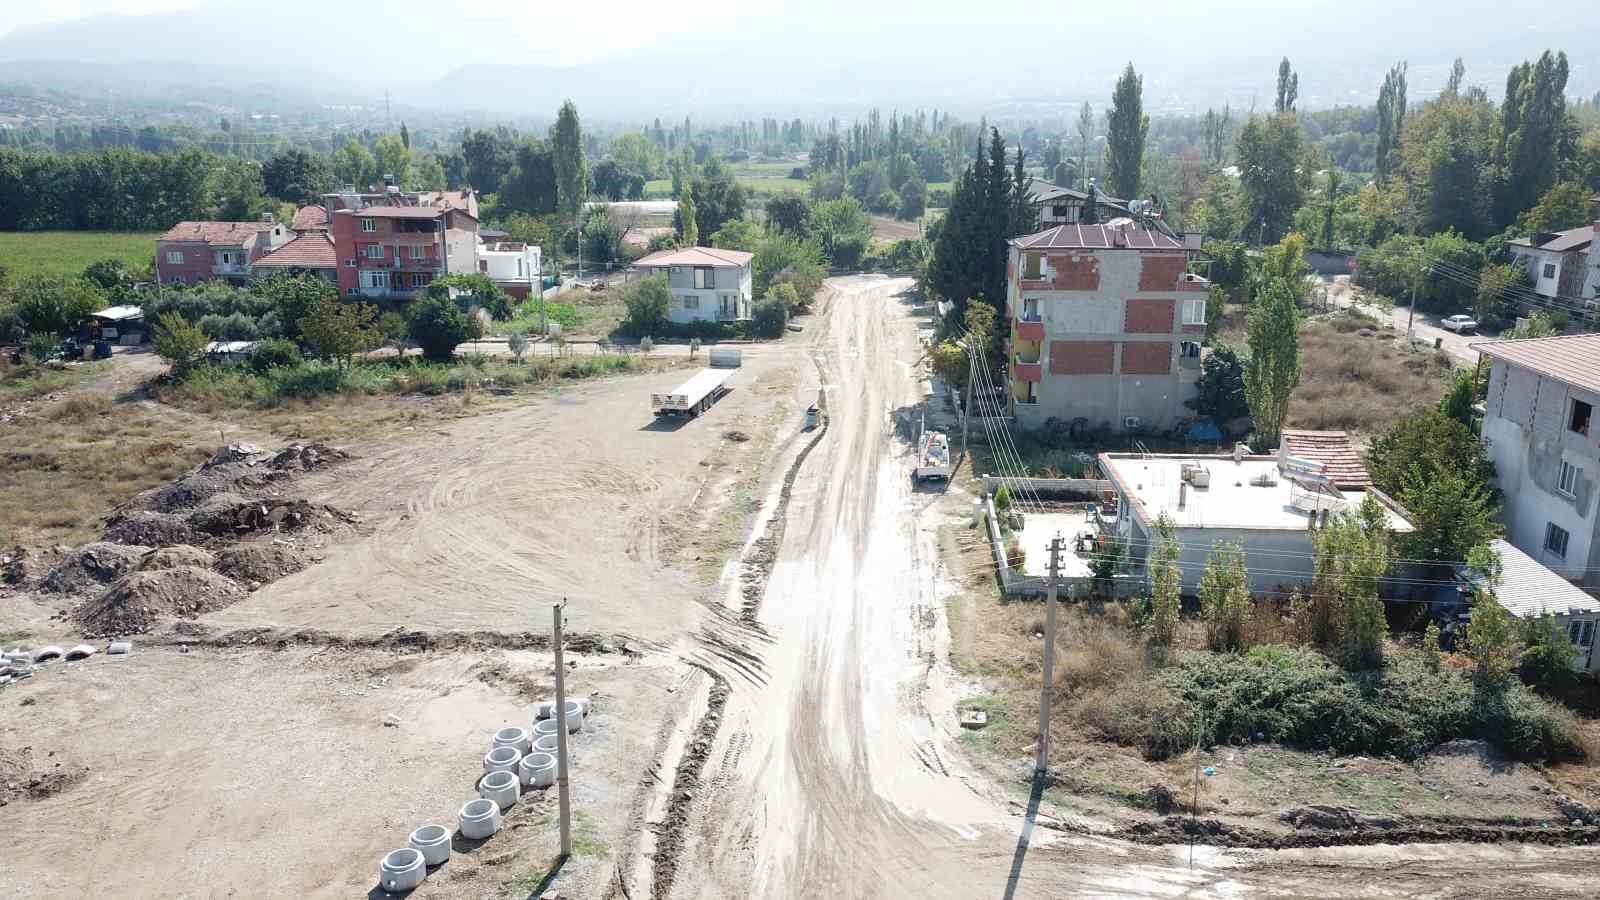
(0, 231, 158, 279)
(490, 288, 629, 338)
(1, 359, 108, 400)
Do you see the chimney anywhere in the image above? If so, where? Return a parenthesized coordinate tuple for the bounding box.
(260, 212, 274, 225)
(1179, 480, 1188, 510)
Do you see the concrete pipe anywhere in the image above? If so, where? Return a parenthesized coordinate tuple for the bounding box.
(519, 751, 557, 788)
(492, 726, 531, 755)
(458, 798, 502, 840)
(408, 824, 451, 867)
(531, 733, 560, 755)
(560, 699, 584, 733)
(65, 645, 96, 662)
(378, 847, 427, 893)
(32, 646, 64, 664)
(532, 717, 560, 738)
(482, 745, 522, 776)
(536, 697, 591, 720)
(478, 769, 520, 811)
(106, 641, 133, 655)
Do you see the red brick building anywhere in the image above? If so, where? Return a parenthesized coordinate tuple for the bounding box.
(154, 218, 291, 286)
(1005, 222, 1208, 432)
(329, 203, 479, 301)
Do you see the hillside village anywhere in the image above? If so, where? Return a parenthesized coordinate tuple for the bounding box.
(3, 29, 1600, 900)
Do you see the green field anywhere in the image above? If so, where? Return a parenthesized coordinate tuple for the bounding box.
(0, 231, 157, 280)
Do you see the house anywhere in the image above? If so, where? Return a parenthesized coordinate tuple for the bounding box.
(1505, 215, 1599, 314)
(154, 217, 291, 286)
(1472, 332, 1600, 587)
(251, 233, 339, 284)
(1005, 220, 1209, 432)
(1457, 539, 1599, 675)
(1098, 444, 1414, 594)
(329, 202, 479, 301)
(477, 241, 541, 299)
(630, 246, 753, 324)
(1025, 178, 1126, 226)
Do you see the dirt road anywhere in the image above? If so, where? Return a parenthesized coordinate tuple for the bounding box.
(628, 276, 1597, 899)
(1325, 276, 1484, 366)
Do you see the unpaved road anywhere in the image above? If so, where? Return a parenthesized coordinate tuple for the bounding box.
(625, 276, 1597, 899)
(1325, 276, 1484, 367)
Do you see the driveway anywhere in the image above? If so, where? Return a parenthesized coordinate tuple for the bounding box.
(1324, 276, 1486, 367)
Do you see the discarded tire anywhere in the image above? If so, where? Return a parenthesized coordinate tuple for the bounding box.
(408, 824, 451, 867)
(479, 769, 520, 811)
(482, 745, 522, 775)
(532, 733, 560, 755)
(378, 847, 427, 893)
(32, 646, 64, 664)
(459, 798, 502, 840)
(520, 751, 557, 788)
(492, 726, 531, 755)
(64, 644, 96, 661)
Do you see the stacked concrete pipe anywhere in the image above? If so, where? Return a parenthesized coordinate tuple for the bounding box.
(492, 726, 531, 755)
(378, 847, 426, 892)
(482, 745, 522, 776)
(531, 732, 560, 755)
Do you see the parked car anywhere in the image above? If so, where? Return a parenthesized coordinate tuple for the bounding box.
(1441, 314, 1478, 333)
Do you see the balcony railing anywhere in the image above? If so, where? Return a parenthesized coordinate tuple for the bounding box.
(1012, 360, 1042, 383)
(1014, 316, 1045, 342)
(213, 263, 249, 275)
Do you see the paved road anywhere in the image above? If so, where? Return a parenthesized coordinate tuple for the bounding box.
(1325, 276, 1486, 367)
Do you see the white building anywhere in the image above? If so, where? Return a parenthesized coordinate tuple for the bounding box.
(1505, 222, 1599, 314)
(477, 241, 541, 299)
(1459, 540, 1599, 675)
(631, 246, 753, 324)
(1473, 333, 1600, 587)
(1098, 441, 1414, 594)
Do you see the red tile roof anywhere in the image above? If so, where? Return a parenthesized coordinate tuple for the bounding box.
(336, 205, 453, 220)
(252, 234, 337, 270)
(1471, 333, 1600, 396)
(633, 246, 754, 268)
(1280, 430, 1371, 489)
(158, 221, 277, 245)
(292, 205, 328, 231)
(1011, 222, 1185, 251)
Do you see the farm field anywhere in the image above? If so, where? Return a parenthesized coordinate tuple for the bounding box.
(0, 231, 157, 279)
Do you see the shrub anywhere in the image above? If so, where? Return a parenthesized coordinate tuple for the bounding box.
(24, 332, 57, 362)
(247, 338, 302, 374)
(992, 485, 1013, 513)
(507, 331, 529, 361)
(751, 295, 789, 338)
(621, 274, 671, 337)
(408, 294, 481, 362)
(1517, 615, 1579, 694)
(1199, 541, 1251, 652)
(152, 312, 209, 378)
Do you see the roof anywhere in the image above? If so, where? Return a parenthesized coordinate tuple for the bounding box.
(90, 305, 143, 322)
(621, 225, 675, 247)
(1025, 178, 1125, 206)
(291, 205, 328, 231)
(158, 221, 277, 245)
(633, 246, 754, 268)
(1466, 540, 1600, 619)
(1506, 224, 1593, 254)
(1011, 222, 1185, 252)
(1098, 452, 1413, 533)
(336, 205, 456, 220)
(1280, 430, 1371, 489)
(252, 234, 337, 270)
(1470, 333, 1600, 396)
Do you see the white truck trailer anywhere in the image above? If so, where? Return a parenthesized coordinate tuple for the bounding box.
(651, 348, 741, 418)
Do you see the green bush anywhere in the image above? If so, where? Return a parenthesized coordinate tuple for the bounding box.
(993, 484, 1013, 512)
(247, 338, 303, 374)
(408, 294, 481, 362)
(751, 295, 789, 338)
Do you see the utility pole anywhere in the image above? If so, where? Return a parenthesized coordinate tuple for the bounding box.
(1035, 535, 1063, 774)
(552, 599, 573, 859)
(960, 342, 975, 465)
(1406, 261, 1421, 343)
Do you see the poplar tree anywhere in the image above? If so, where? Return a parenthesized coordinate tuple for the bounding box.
(552, 100, 587, 219)
(1243, 279, 1300, 449)
(1105, 64, 1148, 200)
(1274, 58, 1298, 113)
(1374, 62, 1408, 186)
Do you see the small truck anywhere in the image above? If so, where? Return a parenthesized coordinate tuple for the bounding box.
(914, 428, 953, 481)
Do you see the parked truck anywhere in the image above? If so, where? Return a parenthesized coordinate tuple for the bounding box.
(650, 348, 741, 418)
(915, 428, 952, 481)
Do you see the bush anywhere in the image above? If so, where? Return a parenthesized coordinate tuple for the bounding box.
(408, 294, 481, 362)
(621, 274, 671, 337)
(152, 312, 210, 378)
(751, 295, 789, 338)
(993, 485, 1013, 513)
(247, 338, 302, 374)
(1517, 615, 1579, 694)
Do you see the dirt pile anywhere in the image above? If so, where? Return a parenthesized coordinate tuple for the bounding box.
(139, 545, 217, 572)
(214, 542, 308, 585)
(73, 566, 246, 637)
(189, 496, 352, 537)
(40, 542, 150, 593)
(0, 747, 88, 806)
(3, 545, 30, 585)
(103, 511, 197, 548)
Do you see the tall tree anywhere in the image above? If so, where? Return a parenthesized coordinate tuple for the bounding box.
(1200, 541, 1252, 652)
(1243, 279, 1301, 449)
(552, 100, 588, 220)
(1202, 105, 1232, 167)
(1497, 51, 1571, 227)
(1148, 513, 1181, 648)
(676, 193, 698, 247)
(1321, 166, 1339, 247)
(1105, 64, 1149, 200)
(1374, 62, 1408, 187)
(1076, 102, 1095, 191)
(399, 121, 410, 150)
(1275, 58, 1299, 114)
(1236, 112, 1305, 243)
(1443, 57, 1466, 98)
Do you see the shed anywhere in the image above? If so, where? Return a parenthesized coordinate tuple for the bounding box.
(85, 305, 146, 343)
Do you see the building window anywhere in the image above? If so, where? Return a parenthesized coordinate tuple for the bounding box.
(1021, 297, 1039, 322)
(361, 218, 377, 233)
(1542, 262, 1556, 278)
(409, 244, 429, 259)
(683, 296, 699, 309)
(362, 244, 385, 260)
(1182, 297, 1206, 325)
(694, 267, 713, 289)
(166, 250, 184, 264)
(1557, 460, 1580, 497)
(1545, 522, 1570, 559)
(345, 259, 357, 267)
(347, 287, 358, 296)
(1570, 399, 1592, 436)
(1050, 205, 1072, 220)
(1570, 620, 1595, 647)
(1023, 253, 1042, 279)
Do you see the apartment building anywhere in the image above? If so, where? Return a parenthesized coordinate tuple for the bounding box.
(1005, 221, 1207, 432)
(1473, 333, 1600, 587)
(329, 203, 479, 301)
(154, 217, 291, 286)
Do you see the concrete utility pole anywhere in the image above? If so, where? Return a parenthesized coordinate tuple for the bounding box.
(1036, 534, 1063, 774)
(960, 343, 975, 465)
(553, 599, 573, 859)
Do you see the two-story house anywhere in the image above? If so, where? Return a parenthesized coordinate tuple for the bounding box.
(630, 246, 753, 324)
(1473, 333, 1600, 588)
(477, 241, 542, 299)
(330, 204, 479, 301)
(1506, 224, 1598, 312)
(154, 217, 291, 286)
(1026, 178, 1126, 226)
(1005, 221, 1208, 432)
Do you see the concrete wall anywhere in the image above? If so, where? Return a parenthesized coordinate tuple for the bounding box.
(662, 264, 751, 323)
(1483, 359, 1600, 585)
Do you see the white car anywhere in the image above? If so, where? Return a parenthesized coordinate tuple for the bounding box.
(1441, 314, 1478, 333)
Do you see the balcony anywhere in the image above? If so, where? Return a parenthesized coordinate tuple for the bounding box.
(1013, 360, 1042, 383)
(1015, 316, 1045, 342)
(213, 263, 249, 276)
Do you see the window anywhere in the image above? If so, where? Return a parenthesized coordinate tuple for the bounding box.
(166, 250, 184, 264)
(360, 218, 377, 233)
(683, 296, 699, 309)
(1182, 297, 1207, 325)
(1569, 620, 1595, 647)
(362, 244, 385, 260)
(1570, 399, 1592, 436)
(408, 244, 429, 259)
(1558, 460, 1580, 497)
(1021, 297, 1039, 322)
(1545, 522, 1570, 559)
(1050, 205, 1072, 220)
(346, 287, 358, 296)
(694, 267, 713, 289)
(345, 259, 357, 267)
(1542, 263, 1556, 279)
(1023, 253, 1042, 279)
(414, 273, 432, 288)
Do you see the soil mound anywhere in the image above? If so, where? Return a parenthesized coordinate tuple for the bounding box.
(144, 472, 240, 513)
(138, 545, 217, 572)
(40, 542, 150, 594)
(214, 542, 308, 585)
(189, 496, 350, 537)
(0, 747, 88, 805)
(269, 443, 347, 472)
(103, 511, 197, 548)
(74, 566, 245, 636)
